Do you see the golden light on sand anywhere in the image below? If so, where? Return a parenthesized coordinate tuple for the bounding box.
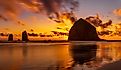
(97, 42, 121, 61)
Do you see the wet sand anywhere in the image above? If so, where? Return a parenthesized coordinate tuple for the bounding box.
(98, 60, 121, 70)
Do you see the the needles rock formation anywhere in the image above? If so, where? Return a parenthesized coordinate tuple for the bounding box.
(8, 34, 13, 41)
(22, 31, 29, 42)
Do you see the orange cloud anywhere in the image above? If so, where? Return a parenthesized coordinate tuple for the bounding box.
(113, 8, 121, 16)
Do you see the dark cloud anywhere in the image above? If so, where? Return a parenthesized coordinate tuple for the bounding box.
(85, 15, 112, 28)
(51, 31, 68, 36)
(17, 21, 25, 26)
(49, 11, 77, 24)
(98, 30, 112, 36)
(86, 15, 102, 27)
(30, 29, 34, 32)
(28, 33, 38, 37)
(0, 33, 9, 36)
(101, 20, 112, 28)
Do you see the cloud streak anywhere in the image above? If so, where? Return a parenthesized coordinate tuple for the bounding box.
(113, 8, 121, 16)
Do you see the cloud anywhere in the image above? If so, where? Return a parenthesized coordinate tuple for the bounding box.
(85, 14, 112, 28)
(0, 33, 8, 36)
(113, 8, 121, 16)
(17, 21, 26, 26)
(0, 0, 79, 27)
(51, 31, 68, 36)
(0, 15, 8, 21)
(0, 0, 79, 17)
(0, 0, 20, 20)
(30, 29, 34, 32)
(28, 33, 38, 37)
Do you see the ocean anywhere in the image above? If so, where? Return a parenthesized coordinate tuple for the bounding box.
(0, 42, 121, 70)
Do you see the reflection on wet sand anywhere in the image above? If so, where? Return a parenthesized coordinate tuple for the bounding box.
(68, 42, 121, 70)
(70, 44, 97, 64)
(0, 43, 72, 70)
(0, 42, 121, 70)
(97, 42, 121, 70)
(69, 44, 97, 70)
(97, 42, 121, 61)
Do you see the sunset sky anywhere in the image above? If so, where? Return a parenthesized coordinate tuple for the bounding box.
(0, 0, 121, 40)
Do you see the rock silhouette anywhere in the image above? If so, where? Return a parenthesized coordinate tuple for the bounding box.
(68, 18, 101, 41)
(8, 34, 13, 41)
(22, 31, 29, 41)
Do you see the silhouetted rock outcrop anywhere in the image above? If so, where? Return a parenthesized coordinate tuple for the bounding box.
(68, 18, 101, 41)
(8, 34, 13, 41)
(22, 31, 29, 41)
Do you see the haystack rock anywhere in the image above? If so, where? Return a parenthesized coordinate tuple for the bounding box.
(68, 18, 102, 41)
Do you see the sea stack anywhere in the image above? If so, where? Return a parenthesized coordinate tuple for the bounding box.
(8, 34, 13, 41)
(68, 18, 101, 41)
(22, 31, 29, 42)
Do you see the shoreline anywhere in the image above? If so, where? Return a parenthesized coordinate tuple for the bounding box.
(0, 40, 121, 43)
(0, 40, 69, 43)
